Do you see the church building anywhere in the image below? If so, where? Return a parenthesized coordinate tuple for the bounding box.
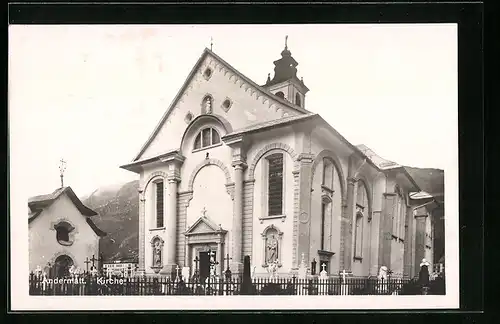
(120, 39, 439, 280)
(28, 186, 107, 276)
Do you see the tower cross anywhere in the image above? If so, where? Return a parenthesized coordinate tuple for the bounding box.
(285, 35, 288, 49)
(210, 37, 213, 51)
(59, 158, 67, 187)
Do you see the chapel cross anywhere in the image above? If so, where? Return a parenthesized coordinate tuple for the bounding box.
(321, 263, 327, 272)
(175, 265, 181, 279)
(59, 158, 67, 188)
(210, 37, 213, 51)
(201, 207, 207, 217)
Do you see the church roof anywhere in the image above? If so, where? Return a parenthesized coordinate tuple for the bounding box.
(28, 186, 106, 237)
(355, 144, 402, 170)
(131, 47, 309, 162)
(223, 112, 317, 139)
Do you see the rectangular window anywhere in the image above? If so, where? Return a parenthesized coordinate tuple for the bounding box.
(267, 153, 283, 216)
(321, 203, 326, 250)
(156, 181, 164, 228)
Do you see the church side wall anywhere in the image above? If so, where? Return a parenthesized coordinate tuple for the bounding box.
(28, 194, 100, 272)
(247, 129, 296, 274)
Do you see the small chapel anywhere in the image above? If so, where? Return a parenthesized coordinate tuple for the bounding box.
(120, 38, 442, 281)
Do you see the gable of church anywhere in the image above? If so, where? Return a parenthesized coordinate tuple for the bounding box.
(135, 49, 307, 161)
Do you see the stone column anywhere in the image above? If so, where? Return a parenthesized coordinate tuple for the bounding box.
(165, 176, 179, 275)
(414, 214, 427, 276)
(217, 241, 223, 277)
(403, 206, 413, 278)
(341, 177, 356, 271)
(296, 153, 314, 269)
(379, 192, 396, 270)
(231, 161, 246, 273)
(160, 151, 185, 277)
(226, 135, 247, 274)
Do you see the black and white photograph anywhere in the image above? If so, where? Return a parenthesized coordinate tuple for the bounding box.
(10, 23, 458, 310)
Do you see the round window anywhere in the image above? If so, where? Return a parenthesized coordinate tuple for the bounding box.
(203, 68, 212, 79)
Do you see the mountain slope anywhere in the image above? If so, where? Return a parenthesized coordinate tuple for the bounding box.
(83, 180, 140, 262)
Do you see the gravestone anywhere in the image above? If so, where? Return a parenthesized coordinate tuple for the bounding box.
(182, 267, 190, 282)
(240, 255, 253, 295)
(419, 259, 430, 293)
(298, 253, 308, 279)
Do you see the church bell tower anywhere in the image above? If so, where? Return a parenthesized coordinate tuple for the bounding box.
(263, 36, 309, 109)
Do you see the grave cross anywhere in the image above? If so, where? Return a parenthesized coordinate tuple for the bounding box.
(175, 265, 181, 279)
(321, 263, 327, 272)
(84, 257, 91, 272)
(340, 270, 349, 282)
(90, 255, 97, 268)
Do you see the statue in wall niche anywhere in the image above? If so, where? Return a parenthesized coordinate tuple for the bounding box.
(153, 240, 162, 266)
(266, 233, 279, 264)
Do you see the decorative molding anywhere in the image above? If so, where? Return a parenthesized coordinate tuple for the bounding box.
(141, 171, 168, 193)
(299, 211, 309, 224)
(258, 214, 286, 224)
(247, 142, 299, 181)
(225, 182, 235, 200)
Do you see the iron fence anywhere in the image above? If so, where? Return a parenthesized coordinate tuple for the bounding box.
(29, 272, 440, 296)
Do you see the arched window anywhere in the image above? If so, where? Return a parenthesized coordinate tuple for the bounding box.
(354, 180, 369, 260)
(322, 158, 334, 190)
(295, 93, 302, 107)
(354, 212, 363, 258)
(54, 221, 75, 246)
(194, 127, 221, 150)
(320, 196, 332, 251)
(155, 181, 164, 228)
(266, 153, 284, 216)
(275, 91, 285, 99)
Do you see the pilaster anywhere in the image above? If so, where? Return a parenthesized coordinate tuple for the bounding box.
(296, 152, 314, 268)
(341, 176, 357, 271)
(159, 151, 185, 274)
(379, 192, 396, 269)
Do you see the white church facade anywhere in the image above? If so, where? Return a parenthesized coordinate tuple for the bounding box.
(121, 41, 437, 280)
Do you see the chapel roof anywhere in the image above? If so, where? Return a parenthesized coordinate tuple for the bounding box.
(28, 186, 106, 237)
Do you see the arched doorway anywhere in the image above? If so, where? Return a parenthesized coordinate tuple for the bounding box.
(54, 255, 74, 277)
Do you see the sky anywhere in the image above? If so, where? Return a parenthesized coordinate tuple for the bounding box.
(9, 24, 457, 199)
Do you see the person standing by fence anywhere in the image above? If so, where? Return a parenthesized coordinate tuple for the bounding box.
(418, 259, 430, 294)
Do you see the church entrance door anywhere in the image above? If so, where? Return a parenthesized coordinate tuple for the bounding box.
(199, 251, 216, 283)
(54, 255, 74, 277)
